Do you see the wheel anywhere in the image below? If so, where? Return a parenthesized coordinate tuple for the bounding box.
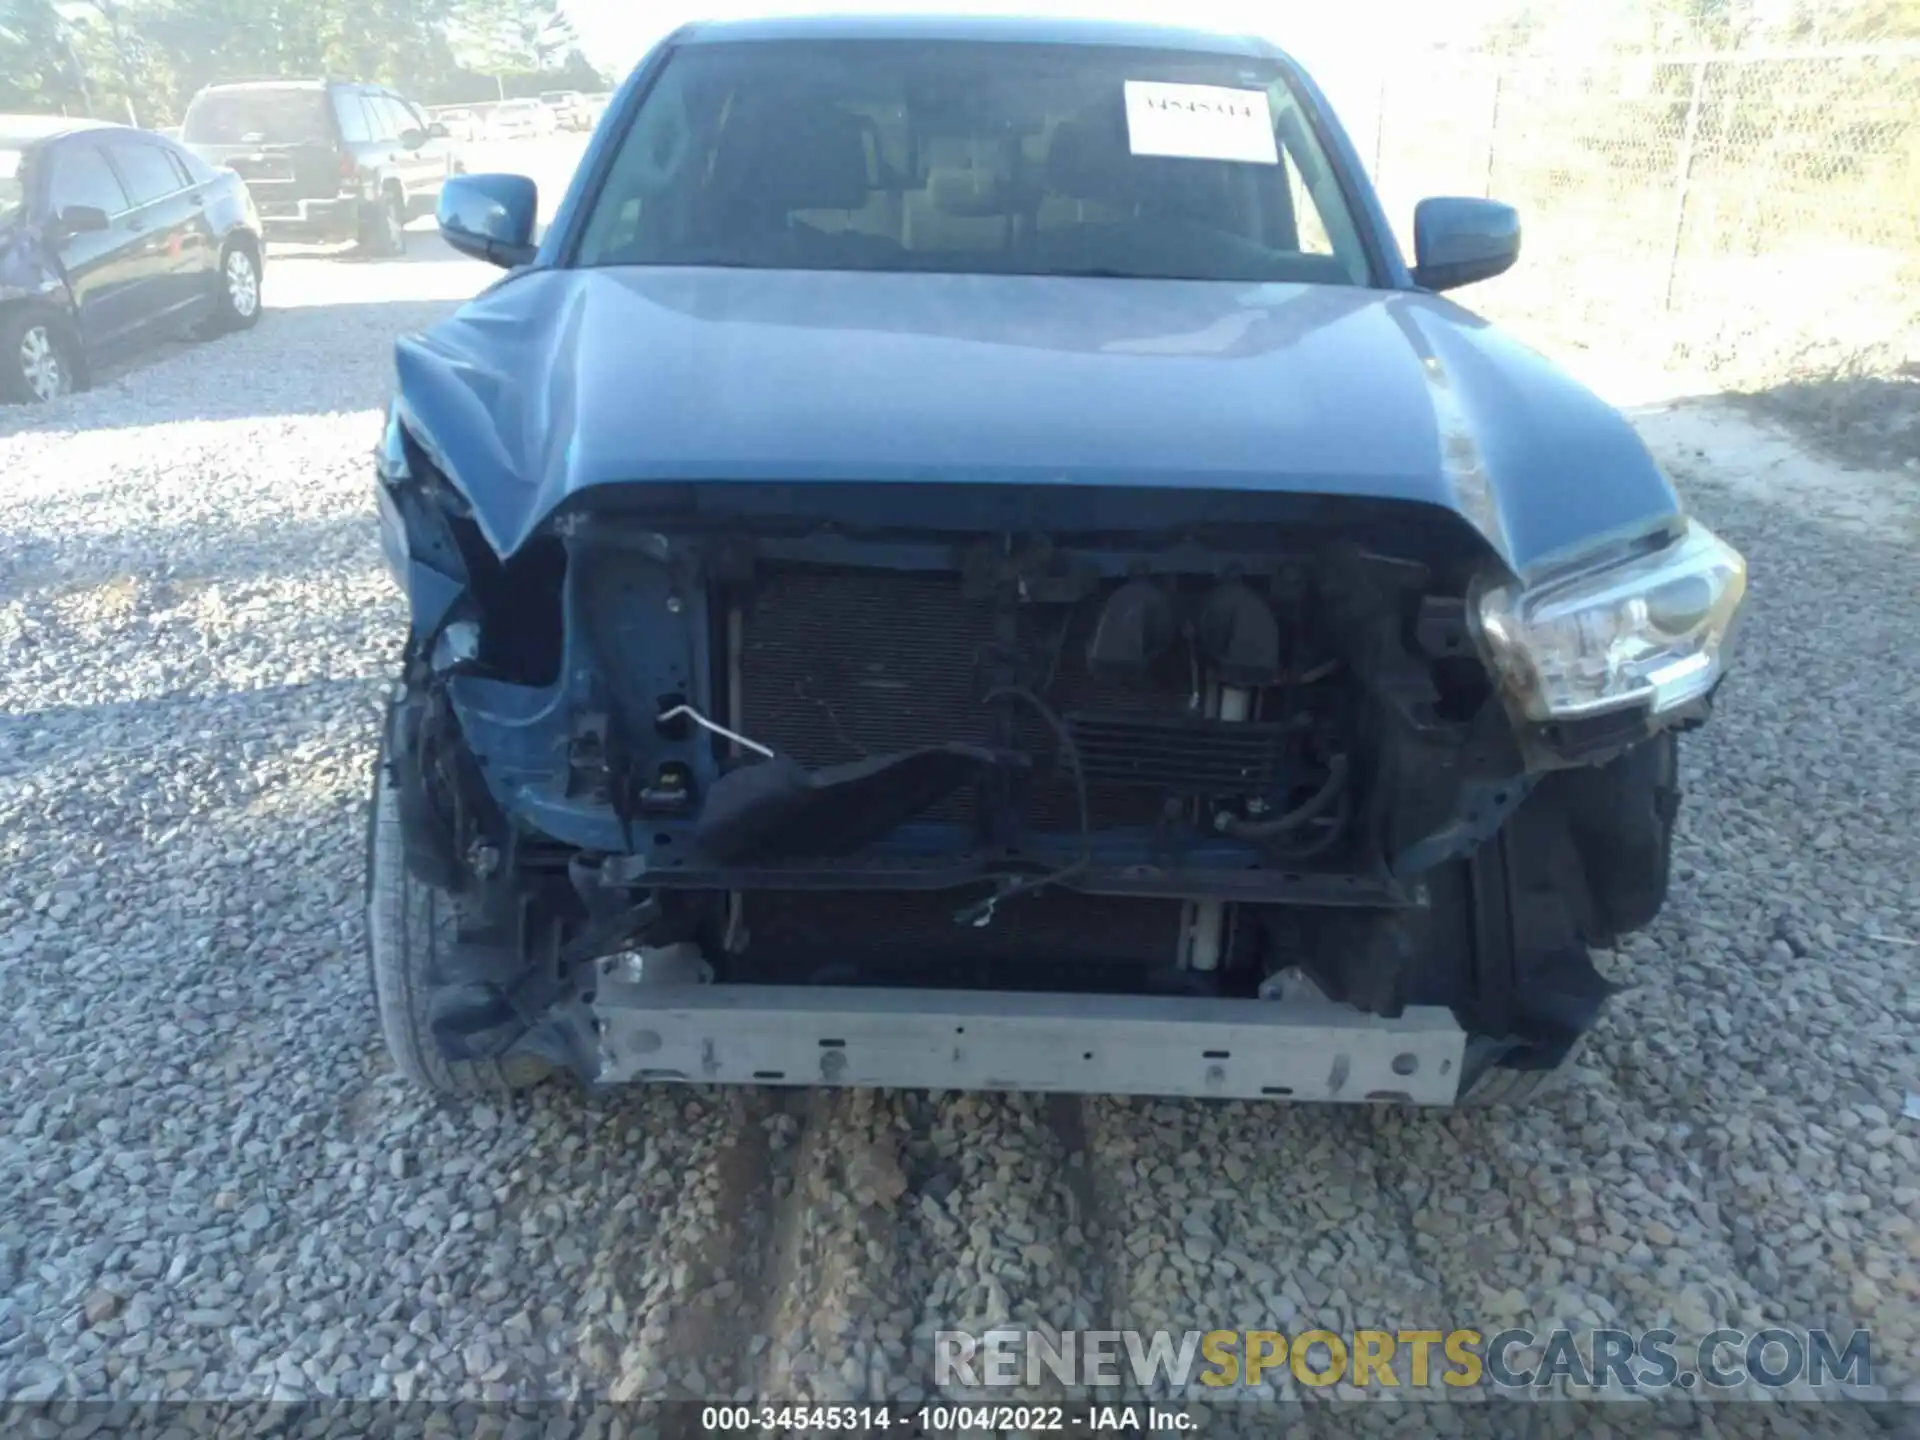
(0, 309, 76, 403)
(365, 719, 548, 1096)
(358, 190, 407, 257)
(201, 241, 262, 335)
(1457, 1033, 1589, 1108)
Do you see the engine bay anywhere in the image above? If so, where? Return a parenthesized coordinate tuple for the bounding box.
(384, 484, 1593, 1004)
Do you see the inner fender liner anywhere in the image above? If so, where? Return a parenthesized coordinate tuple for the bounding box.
(1470, 788, 1624, 1070)
(1534, 732, 1680, 946)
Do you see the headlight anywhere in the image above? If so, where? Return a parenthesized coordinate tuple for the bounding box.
(1474, 521, 1746, 722)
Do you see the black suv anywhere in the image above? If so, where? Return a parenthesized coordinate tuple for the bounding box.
(179, 79, 462, 255)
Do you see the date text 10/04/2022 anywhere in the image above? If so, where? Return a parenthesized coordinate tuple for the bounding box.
(699, 1405, 1197, 1432)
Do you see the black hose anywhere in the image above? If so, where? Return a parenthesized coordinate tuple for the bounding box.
(1218, 754, 1349, 840)
(1259, 786, 1352, 860)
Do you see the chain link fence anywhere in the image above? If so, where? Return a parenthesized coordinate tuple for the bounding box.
(1330, 44, 1920, 388)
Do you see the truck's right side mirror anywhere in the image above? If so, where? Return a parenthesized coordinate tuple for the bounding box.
(1410, 197, 1521, 292)
(438, 172, 538, 268)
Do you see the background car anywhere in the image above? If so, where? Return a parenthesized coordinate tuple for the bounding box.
(431, 106, 484, 143)
(0, 114, 262, 403)
(538, 91, 592, 132)
(485, 98, 556, 140)
(178, 78, 462, 256)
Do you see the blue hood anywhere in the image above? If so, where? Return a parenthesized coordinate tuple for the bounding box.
(395, 267, 1679, 577)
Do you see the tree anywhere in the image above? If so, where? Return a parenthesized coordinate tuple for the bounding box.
(451, 0, 575, 74)
(1777, 0, 1920, 40)
(1, 0, 85, 111)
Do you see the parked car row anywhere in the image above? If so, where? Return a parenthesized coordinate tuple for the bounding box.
(426, 91, 609, 142)
(3, 76, 473, 403)
(481, 98, 558, 141)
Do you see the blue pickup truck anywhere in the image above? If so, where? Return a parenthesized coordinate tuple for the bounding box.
(365, 14, 1747, 1108)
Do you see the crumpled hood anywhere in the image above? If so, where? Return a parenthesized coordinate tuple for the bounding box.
(395, 266, 1679, 577)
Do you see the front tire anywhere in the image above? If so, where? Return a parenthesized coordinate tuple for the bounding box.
(0, 309, 76, 404)
(365, 721, 548, 1096)
(201, 241, 262, 335)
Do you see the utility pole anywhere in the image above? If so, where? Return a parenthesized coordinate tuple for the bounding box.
(60, 29, 95, 114)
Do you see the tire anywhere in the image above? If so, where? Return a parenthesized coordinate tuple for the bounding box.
(1457, 1033, 1589, 1108)
(358, 190, 407, 258)
(365, 723, 548, 1096)
(0, 308, 76, 404)
(202, 240, 262, 335)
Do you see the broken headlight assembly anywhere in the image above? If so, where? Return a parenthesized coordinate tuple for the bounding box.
(1473, 520, 1747, 722)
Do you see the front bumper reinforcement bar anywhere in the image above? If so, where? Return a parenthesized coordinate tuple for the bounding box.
(589, 983, 1468, 1104)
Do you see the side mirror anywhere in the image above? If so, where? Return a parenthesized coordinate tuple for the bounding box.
(1410, 197, 1520, 293)
(53, 204, 111, 239)
(437, 172, 538, 268)
(427, 122, 450, 140)
(399, 127, 427, 151)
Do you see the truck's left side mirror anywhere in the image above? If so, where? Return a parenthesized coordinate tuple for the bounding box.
(1410, 197, 1521, 292)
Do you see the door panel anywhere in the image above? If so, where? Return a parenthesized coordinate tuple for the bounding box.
(396, 98, 445, 204)
(42, 141, 146, 349)
(166, 149, 221, 313)
(105, 139, 205, 324)
(363, 94, 403, 205)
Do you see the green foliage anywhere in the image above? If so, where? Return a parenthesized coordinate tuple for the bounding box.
(2, 0, 608, 126)
(1778, 0, 1920, 41)
(1477, 0, 1920, 51)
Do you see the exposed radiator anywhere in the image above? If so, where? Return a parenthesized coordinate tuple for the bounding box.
(733, 565, 1209, 970)
(735, 565, 1290, 833)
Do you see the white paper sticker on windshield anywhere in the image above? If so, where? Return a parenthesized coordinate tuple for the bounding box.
(1123, 82, 1279, 165)
(0, 151, 19, 180)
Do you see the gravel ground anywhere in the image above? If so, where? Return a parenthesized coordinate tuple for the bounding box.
(1, 181, 1917, 1433)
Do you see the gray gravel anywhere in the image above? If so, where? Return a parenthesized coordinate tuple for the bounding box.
(1, 231, 1917, 1426)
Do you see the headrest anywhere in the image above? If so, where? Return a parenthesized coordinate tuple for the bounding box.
(715, 100, 874, 213)
(1045, 116, 1137, 205)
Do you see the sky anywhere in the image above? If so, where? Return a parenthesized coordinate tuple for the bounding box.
(559, 0, 1531, 86)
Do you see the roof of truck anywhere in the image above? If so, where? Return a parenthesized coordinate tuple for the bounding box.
(674, 12, 1290, 60)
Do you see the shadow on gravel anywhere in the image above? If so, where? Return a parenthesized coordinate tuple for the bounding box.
(1726, 368, 1920, 475)
(0, 300, 466, 439)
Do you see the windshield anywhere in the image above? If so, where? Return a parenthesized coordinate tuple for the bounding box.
(182, 87, 333, 145)
(0, 148, 22, 224)
(574, 39, 1372, 285)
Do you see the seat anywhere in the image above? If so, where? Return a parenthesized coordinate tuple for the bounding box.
(903, 136, 1012, 253)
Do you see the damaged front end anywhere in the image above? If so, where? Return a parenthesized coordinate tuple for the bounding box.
(372, 412, 1743, 1103)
